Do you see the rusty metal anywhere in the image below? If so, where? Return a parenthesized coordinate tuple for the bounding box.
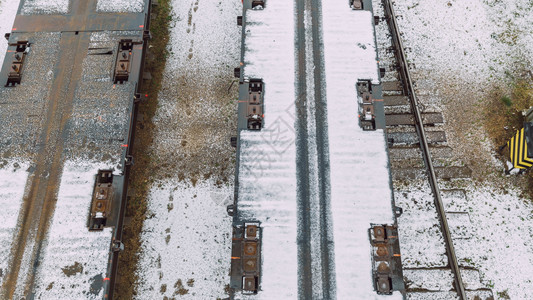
(376, 274, 392, 294)
(369, 224, 404, 295)
(230, 221, 262, 295)
(376, 245, 389, 257)
(246, 78, 264, 130)
(350, 0, 363, 10)
(373, 225, 386, 242)
(243, 276, 257, 292)
(357, 79, 376, 130)
(0, 0, 151, 298)
(89, 170, 114, 231)
(6, 41, 29, 87)
(114, 40, 134, 84)
(246, 224, 258, 238)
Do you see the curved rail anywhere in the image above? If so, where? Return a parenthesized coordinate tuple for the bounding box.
(381, 1, 466, 299)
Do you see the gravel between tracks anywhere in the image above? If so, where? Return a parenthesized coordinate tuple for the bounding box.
(134, 0, 240, 298)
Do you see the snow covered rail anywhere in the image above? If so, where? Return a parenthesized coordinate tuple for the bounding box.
(381, 0, 467, 299)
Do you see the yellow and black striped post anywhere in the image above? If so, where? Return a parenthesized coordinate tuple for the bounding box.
(507, 126, 533, 169)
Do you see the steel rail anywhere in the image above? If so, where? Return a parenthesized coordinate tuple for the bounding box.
(381, 1, 466, 299)
(295, 0, 314, 297)
(310, 0, 336, 297)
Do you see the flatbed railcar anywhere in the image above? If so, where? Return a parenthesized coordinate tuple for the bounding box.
(0, 0, 152, 298)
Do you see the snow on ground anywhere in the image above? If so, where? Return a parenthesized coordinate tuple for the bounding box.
(136, 181, 232, 299)
(31, 160, 113, 299)
(21, 0, 69, 15)
(0, 0, 20, 62)
(135, 0, 240, 298)
(453, 183, 533, 299)
(321, 2, 401, 299)
(96, 0, 145, 13)
(394, 0, 533, 86)
(0, 160, 30, 288)
(397, 179, 533, 299)
(390, 0, 533, 174)
(403, 269, 454, 291)
(394, 186, 448, 268)
(236, 0, 298, 298)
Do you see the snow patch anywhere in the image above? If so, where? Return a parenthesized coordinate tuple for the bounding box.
(21, 0, 69, 15)
(0, 0, 20, 63)
(136, 180, 232, 299)
(96, 0, 145, 13)
(32, 160, 114, 299)
(0, 160, 30, 288)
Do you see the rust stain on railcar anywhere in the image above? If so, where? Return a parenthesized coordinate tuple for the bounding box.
(2, 31, 89, 298)
(0, 0, 150, 297)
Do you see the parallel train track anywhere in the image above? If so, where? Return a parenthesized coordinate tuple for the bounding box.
(380, 0, 467, 298)
(295, 0, 335, 298)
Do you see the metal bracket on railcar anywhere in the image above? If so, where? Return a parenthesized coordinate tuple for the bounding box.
(113, 40, 133, 84)
(125, 155, 134, 166)
(350, 0, 363, 10)
(88, 170, 114, 231)
(230, 221, 262, 294)
(134, 92, 149, 104)
(245, 78, 264, 131)
(379, 67, 386, 78)
(226, 204, 235, 216)
(369, 224, 405, 295)
(112, 240, 124, 252)
(243, 0, 265, 10)
(143, 30, 152, 41)
(251, 0, 265, 9)
(357, 79, 377, 131)
(5, 41, 30, 87)
(230, 136, 237, 148)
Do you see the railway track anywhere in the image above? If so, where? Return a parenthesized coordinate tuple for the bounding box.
(376, 1, 495, 299)
(380, 0, 468, 298)
(295, 0, 335, 298)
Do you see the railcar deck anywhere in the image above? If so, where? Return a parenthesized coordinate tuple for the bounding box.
(229, 0, 404, 298)
(0, 0, 150, 298)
